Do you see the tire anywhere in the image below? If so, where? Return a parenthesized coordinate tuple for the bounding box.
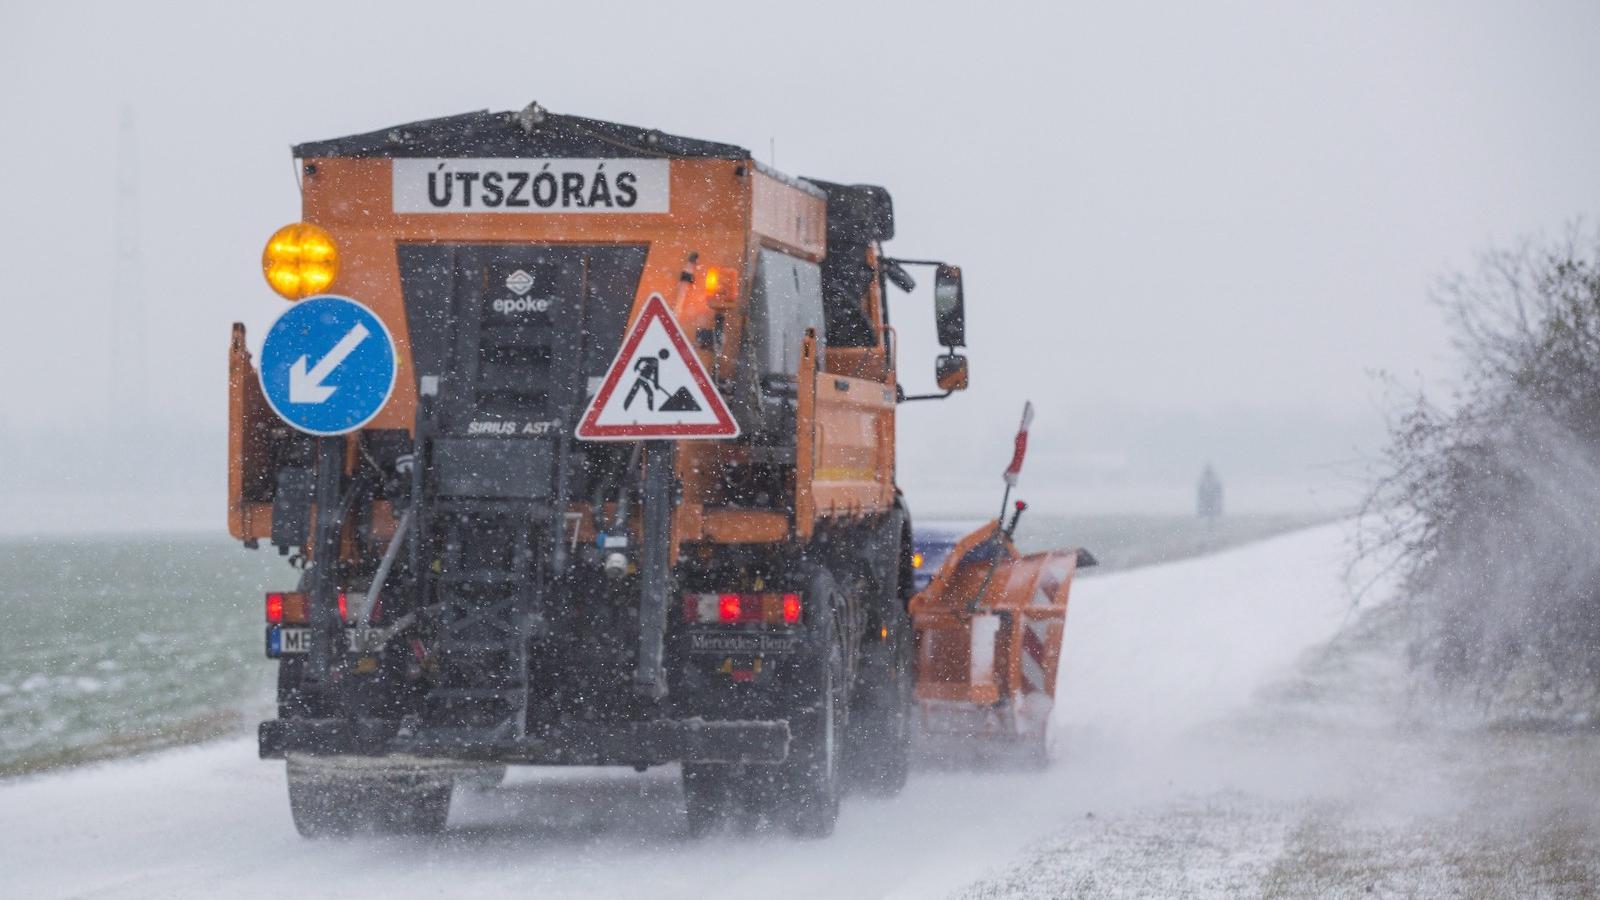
(287, 762, 453, 838)
(774, 564, 847, 838)
(845, 620, 913, 796)
(846, 515, 914, 796)
(682, 764, 736, 838)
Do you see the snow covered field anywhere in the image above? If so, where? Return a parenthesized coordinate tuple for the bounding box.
(3, 523, 1595, 898)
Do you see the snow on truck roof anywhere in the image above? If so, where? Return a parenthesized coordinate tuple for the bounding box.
(293, 103, 749, 161)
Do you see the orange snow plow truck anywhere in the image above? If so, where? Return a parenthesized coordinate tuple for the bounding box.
(228, 103, 1090, 838)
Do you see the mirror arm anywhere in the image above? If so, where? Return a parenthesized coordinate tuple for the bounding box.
(896, 386, 954, 403)
(882, 259, 917, 293)
(898, 348, 961, 401)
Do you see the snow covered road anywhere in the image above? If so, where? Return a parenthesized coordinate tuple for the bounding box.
(13, 523, 1582, 899)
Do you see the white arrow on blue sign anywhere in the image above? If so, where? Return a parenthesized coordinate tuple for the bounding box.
(258, 295, 398, 436)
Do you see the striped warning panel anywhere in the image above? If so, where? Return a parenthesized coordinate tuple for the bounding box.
(1020, 553, 1072, 694)
(1032, 553, 1072, 607)
(1019, 618, 1053, 694)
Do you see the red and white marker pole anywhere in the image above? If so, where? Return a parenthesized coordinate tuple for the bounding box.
(967, 400, 1037, 614)
(999, 401, 1034, 519)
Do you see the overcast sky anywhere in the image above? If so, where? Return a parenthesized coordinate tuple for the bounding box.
(2, 1, 1598, 529)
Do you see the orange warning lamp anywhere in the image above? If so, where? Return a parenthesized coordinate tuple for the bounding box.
(703, 265, 737, 309)
(262, 222, 339, 300)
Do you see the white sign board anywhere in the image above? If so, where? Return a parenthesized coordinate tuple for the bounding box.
(392, 158, 670, 214)
(576, 293, 738, 441)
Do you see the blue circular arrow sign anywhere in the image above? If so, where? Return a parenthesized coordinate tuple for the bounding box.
(258, 295, 398, 436)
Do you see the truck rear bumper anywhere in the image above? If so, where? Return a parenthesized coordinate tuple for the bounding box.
(259, 716, 790, 766)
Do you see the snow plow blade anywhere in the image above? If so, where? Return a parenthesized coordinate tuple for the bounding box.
(909, 520, 1093, 764)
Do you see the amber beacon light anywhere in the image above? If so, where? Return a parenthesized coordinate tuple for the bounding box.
(262, 222, 339, 300)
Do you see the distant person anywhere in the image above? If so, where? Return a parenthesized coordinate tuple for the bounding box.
(1197, 463, 1224, 520)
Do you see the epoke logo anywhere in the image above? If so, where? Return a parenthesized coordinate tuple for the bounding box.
(505, 269, 534, 296)
(492, 296, 552, 314)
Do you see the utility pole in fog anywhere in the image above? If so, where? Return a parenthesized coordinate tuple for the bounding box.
(110, 104, 148, 426)
(1197, 463, 1224, 522)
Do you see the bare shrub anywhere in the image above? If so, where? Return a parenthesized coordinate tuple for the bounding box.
(1362, 226, 1600, 719)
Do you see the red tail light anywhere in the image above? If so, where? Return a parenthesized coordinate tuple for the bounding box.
(263, 592, 331, 625)
(338, 592, 349, 622)
(683, 592, 803, 625)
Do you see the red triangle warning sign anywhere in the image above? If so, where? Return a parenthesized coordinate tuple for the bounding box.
(576, 293, 740, 441)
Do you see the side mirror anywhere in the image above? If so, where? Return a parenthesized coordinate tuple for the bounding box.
(933, 264, 966, 348)
(882, 259, 917, 293)
(935, 353, 969, 392)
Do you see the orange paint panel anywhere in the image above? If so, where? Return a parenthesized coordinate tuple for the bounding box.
(699, 509, 790, 544)
(750, 169, 825, 261)
(794, 333, 819, 540)
(808, 372, 895, 517)
(228, 323, 274, 541)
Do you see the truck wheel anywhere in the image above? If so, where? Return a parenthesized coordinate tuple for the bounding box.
(286, 763, 453, 837)
(778, 647, 843, 837)
(846, 622, 912, 796)
(776, 565, 847, 838)
(682, 764, 736, 838)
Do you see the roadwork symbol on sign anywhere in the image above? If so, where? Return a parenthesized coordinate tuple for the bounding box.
(576, 293, 739, 441)
(258, 295, 398, 437)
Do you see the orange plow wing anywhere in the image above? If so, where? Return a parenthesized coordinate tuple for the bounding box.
(909, 521, 1088, 758)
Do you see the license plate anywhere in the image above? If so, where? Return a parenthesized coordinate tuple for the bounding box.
(267, 627, 310, 657)
(686, 630, 802, 656)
